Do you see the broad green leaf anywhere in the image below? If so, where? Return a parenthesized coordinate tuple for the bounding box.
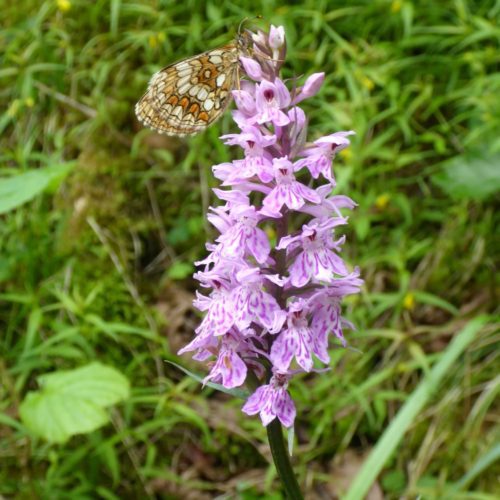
(0, 163, 75, 214)
(20, 391, 109, 444)
(19, 362, 130, 444)
(432, 152, 500, 201)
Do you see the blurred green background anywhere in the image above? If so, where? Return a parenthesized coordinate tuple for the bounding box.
(1, 0, 499, 498)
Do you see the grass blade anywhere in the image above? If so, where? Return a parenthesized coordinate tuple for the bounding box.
(344, 316, 489, 500)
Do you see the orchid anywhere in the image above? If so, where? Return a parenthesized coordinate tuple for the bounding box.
(178, 25, 362, 435)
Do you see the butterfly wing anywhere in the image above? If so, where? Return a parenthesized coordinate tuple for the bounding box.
(135, 44, 239, 136)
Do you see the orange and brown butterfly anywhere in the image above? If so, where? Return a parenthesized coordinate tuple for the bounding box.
(135, 30, 252, 137)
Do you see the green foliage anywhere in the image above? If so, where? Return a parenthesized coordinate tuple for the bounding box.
(0, 162, 75, 214)
(167, 361, 250, 399)
(432, 151, 500, 201)
(345, 316, 488, 500)
(19, 362, 130, 443)
(1, 0, 498, 498)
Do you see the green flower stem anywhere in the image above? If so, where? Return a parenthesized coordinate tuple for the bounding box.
(266, 419, 303, 499)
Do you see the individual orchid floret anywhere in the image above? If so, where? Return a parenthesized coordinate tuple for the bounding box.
(254, 80, 291, 126)
(277, 219, 349, 287)
(220, 126, 276, 183)
(232, 267, 287, 333)
(206, 189, 253, 234)
(270, 299, 316, 372)
(296, 131, 355, 182)
(203, 333, 248, 388)
(190, 277, 235, 338)
(242, 372, 296, 427)
(262, 157, 321, 215)
(309, 291, 347, 348)
(216, 204, 271, 264)
(221, 126, 276, 151)
(307, 271, 363, 346)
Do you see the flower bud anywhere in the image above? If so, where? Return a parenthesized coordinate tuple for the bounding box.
(292, 72, 325, 104)
(240, 56, 263, 81)
(269, 25, 285, 49)
(302, 72, 325, 98)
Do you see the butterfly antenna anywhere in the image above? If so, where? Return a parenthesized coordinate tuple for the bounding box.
(238, 15, 263, 35)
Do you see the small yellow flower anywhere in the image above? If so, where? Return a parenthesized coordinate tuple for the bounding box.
(7, 99, 21, 118)
(374, 193, 390, 210)
(361, 75, 374, 91)
(391, 0, 402, 13)
(25, 97, 35, 108)
(403, 292, 415, 311)
(157, 32, 166, 43)
(339, 147, 352, 160)
(57, 0, 71, 12)
(148, 34, 158, 49)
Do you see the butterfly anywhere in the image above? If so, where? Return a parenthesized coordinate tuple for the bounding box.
(135, 32, 251, 137)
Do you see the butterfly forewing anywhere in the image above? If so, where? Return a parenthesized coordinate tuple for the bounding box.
(135, 43, 241, 136)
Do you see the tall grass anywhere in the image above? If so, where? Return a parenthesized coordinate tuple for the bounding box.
(1, 1, 498, 497)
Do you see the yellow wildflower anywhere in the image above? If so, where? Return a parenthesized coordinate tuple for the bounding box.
(374, 193, 390, 210)
(403, 292, 415, 311)
(57, 0, 71, 12)
(391, 0, 402, 13)
(361, 75, 374, 91)
(339, 147, 352, 160)
(148, 34, 158, 49)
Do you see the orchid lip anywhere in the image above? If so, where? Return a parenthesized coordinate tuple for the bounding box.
(263, 89, 275, 101)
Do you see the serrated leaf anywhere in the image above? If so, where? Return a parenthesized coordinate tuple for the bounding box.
(19, 362, 130, 443)
(0, 163, 75, 214)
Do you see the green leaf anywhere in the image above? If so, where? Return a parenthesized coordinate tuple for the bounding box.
(166, 361, 249, 399)
(0, 163, 75, 214)
(167, 261, 194, 280)
(19, 362, 130, 444)
(432, 151, 500, 201)
(413, 290, 459, 315)
(0, 412, 26, 432)
(382, 469, 406, 493)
